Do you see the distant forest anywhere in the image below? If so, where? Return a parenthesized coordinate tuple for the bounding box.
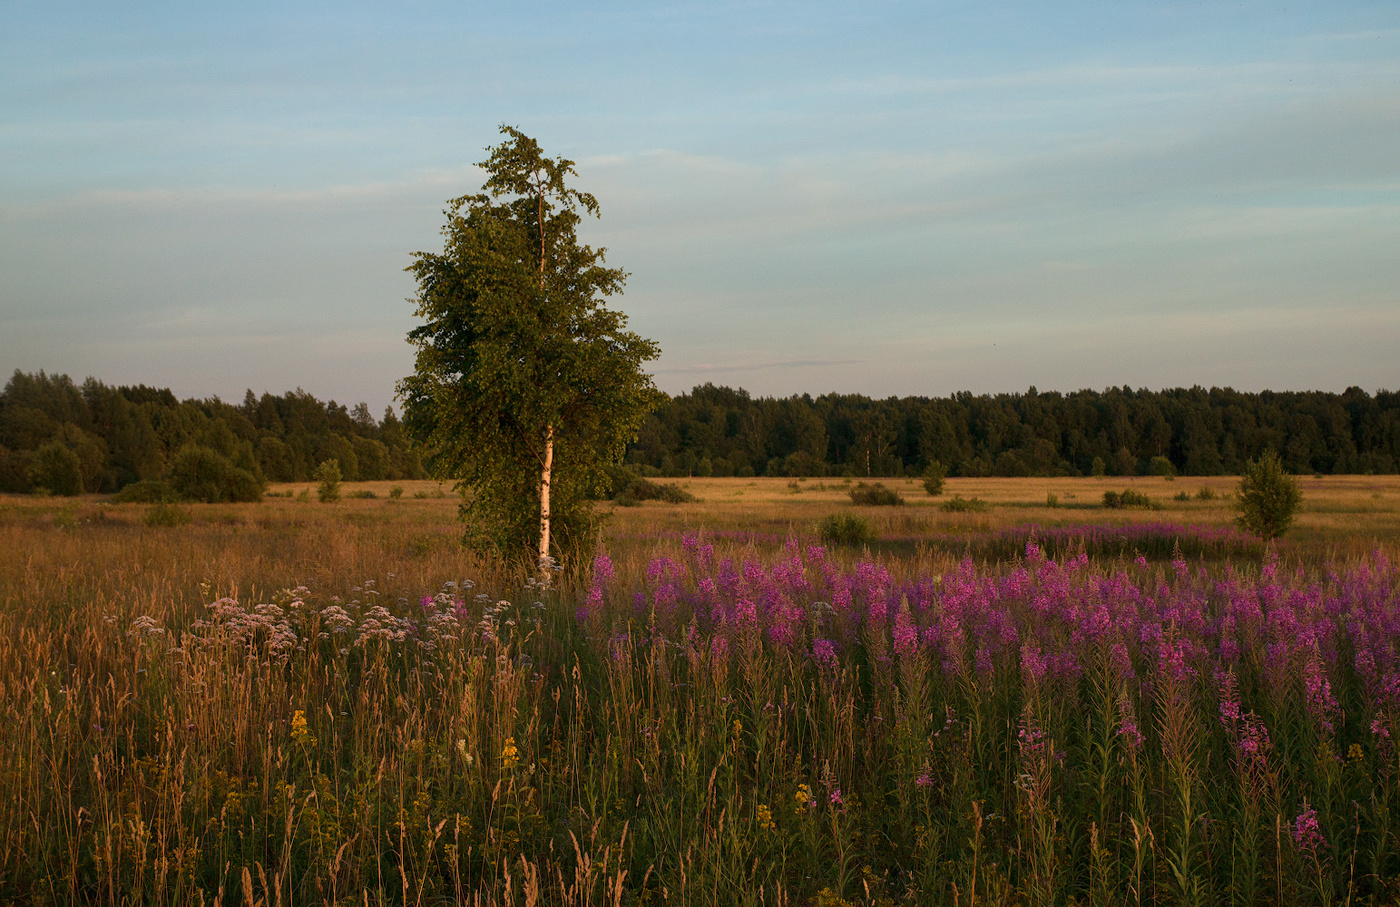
(4, 371, 1400, 496)
(0, 370, 425, 495)
(624, 383, 1400, 479)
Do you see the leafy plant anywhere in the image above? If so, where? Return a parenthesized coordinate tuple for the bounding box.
(28, 441, 83, 497)
(941, 495, 990, 513)
(400, 126, 662, 567)
(143, 501, 191, 526)
(1103, 489, 1157, 510)
(347, 489, 376, 500)
(1235, 449, 1301, 540)
(113, 480, 180, 504)
(315, 459, 342, 503)
(818, 512, 877, 546)
(922, 461, 946, 496)
(389, 485, 404, 499)
(849, 482, 903, 506)
(169, 445, 263, 503)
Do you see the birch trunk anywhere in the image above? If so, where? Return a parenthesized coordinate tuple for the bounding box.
(538, 423, 554, 573)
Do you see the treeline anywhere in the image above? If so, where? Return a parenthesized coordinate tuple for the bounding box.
(0, 370, 424, 497)
(626, 383, 1400, 478)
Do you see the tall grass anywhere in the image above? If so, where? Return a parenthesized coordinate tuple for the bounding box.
(5, 498, 1400, 903)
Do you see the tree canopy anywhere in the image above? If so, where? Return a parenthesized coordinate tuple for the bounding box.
(399, 127, 661, 564)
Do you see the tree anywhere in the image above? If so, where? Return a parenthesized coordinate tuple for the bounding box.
(1235, 448, 1301, 540)
(399, 126, 662, 566)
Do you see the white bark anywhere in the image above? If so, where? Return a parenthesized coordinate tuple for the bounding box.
(538, 423, 554, 573)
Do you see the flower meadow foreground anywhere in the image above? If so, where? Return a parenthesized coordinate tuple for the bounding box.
(6, 538, 1400, 904)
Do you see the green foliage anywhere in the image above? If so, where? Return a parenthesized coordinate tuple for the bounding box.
(169, 446, 263, 503)
(113, 479, 180, 503)
(921, 460, 946, 496)
(315, 459, 342, 503)
(849, 482, 903, 506)
(388, 485, 404, 499)
(399, 126, 662, 562)
(1046, 492, 1059, 508)
(1235, 448, 1301, 540)
(1102, 489, 1156, 510)
(1195, 486, 1217, 501)
(1149, 455, 1177, 478)
(28, 441, 83, 496)
(817, 512, 877, 546)
(612, 474, 695, 507)
(347, 489, 376, 500)
(941, 494, 990, 513)
(1090, 456, 1106, 477)
(143, 501, 191, 526)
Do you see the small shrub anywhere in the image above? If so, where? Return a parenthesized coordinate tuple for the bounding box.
(849, 482, 903, 506)
(1090, 456, 1106, 477)
(113, 480, 180, 504)
(922, 461, 947, 496)
(28, 442, 83, 497)
(315, 459, 342, 503)
(1195, 487, 1216, 501)
(1046, 492, 1059, 508)
(143, 501, 191, 527)
(818, 513, 877, 546)
(614, 476, 695, 505)
(170, 445, 263, 503)
(389, 486, 404, 499)
(1149, 455, 1177, 478)
(348, 489, 376, 499)
(1103, 489, 1157, 510)
(1173, 491, 1191, 502)
(412, 490, 432, 499)
(941, 495, 990, 513)
(296, 489, 311, 502)
(1236, 449, 1301, 540)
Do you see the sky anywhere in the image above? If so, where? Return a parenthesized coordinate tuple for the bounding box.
(2, 1, 1398, 414)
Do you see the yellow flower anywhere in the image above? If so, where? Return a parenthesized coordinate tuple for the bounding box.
(501, 736, 519, 771)
(756, 804, 775, 831)
(795, 783, 811, 813)
(290, 710, 316, 746)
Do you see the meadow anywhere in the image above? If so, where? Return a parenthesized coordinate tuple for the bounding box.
(3, 475, 1400, 905)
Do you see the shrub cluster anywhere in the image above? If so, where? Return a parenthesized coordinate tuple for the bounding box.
(848, 482, 903, 506)
(1102, 489, 1157, 510)
(817, 512, 877, 546)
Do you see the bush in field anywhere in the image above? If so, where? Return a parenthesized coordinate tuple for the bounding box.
(921, 461, 946, 496)
(315, 459, 342, 503)
(817, 512, 876, 546)
(1103, 489, 1156, 510)
(28, 441, 84, 496)
(113, 480, 180, 504)
(849, 482, 903, 506)
(941, 494, 990, 513)
(347, 489, 376, 499)
(169, 445, 262, 503)
(389, 485, 404, 499)
(1236, 448, 1301, 540)
(613, 474, 695, 507)
(143, 501, 191, 526)
(1149, 455, 1177, 478)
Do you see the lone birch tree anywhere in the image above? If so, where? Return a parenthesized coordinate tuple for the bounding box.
(399, 126, 661, 567)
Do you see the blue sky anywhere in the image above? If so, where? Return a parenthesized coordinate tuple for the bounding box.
(3, 1, 1398, 413)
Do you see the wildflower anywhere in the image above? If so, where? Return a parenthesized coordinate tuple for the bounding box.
(1292, 806, 1327, 853)
(755, 804, 775, 831)
(795, 784, 812, 813)
(290, 710, 316, 746)
(501, 736, 519, 771)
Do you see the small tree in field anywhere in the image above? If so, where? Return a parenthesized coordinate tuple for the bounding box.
(400, 127, 661, 568)
(922, 460, 947, 496)
(1235, 449, 1300, 540)
(315, 459, 342, 503)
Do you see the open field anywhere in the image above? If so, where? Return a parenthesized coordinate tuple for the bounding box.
(4, 476, 1400, 904)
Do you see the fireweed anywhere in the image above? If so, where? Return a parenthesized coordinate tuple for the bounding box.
(6, 538, 1400, 903)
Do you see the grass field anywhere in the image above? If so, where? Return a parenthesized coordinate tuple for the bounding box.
(4, 476, 1400, 904)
